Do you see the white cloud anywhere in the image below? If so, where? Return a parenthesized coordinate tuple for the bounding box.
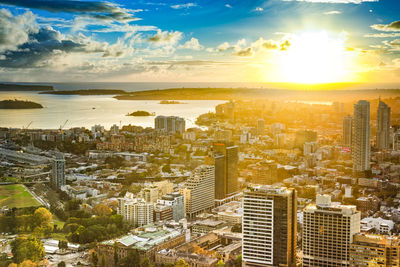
(225, 4, 232, 8)
(0, 9, 38, 52)
(324, 10, 341, 15)
(254, 7, 264, 12)
(371, 21, 400, 32)
(171, 3, 197, 9)
(217, 42, 231, 51)
(282, 0, 378, 3)
(178, 37, 204, 50)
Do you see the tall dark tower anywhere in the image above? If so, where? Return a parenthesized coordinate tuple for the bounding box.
(213, 142, 238, 200)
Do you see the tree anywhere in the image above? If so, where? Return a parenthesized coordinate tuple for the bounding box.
(58, 240, 68, 250)
(231, 224, 242, 233)
(140, 258, 152, 267)
(93, 204, 112, 217)
(91, 251, 99, 267)
(174, 260, 189, 267)
(100, 255, 106, 267)
(113, 242, 119, 267)
(162, 164, 172, 173)
(11, 236, 45, 264)
(235, 255, 242, 267)
(216, 260, 225, 267)
(57, 262, 66, 267)
(33, 208, 52, 228)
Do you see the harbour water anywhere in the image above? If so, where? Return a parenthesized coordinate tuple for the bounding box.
(0, 92, 224, 129)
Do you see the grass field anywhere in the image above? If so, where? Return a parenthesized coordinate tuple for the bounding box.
(0, 184, 41, 208)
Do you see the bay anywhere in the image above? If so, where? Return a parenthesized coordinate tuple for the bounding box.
(0, 92, 224, 130)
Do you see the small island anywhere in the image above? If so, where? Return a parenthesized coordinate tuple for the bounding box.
(0, 83, 53, 91)
(40, 89, 128, 95)
(126, 110, 155, 116)
(0, 99, 43, 109)
(159, 100, 186, 104)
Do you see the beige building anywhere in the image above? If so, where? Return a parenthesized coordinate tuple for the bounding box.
(350, 233, 400, 266)
(180, 165, 215, 219)
(117, 192, 153, 227)
(303, 195, 361, 267)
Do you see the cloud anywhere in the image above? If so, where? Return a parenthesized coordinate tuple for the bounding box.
(170, 3, 197, 9)
(225, 4, 232, 8)
(0, 10, 128, 68)
(0, 9, 37, 52)
(254, 7, 264, 12)
(364, 33, 400, 38)
(324, 10, 341, 15)
(280, 40, 291, 50)
(0, 0, 140, 21)
(178, 37, 203, 50)
(282, 0, 377, 3)
(217, 42, 231, 51)
(148, 30, 182, 45)
(371, 21, 400, 32)
(251, 37, 290, 51)
(233, 47, 253, 57)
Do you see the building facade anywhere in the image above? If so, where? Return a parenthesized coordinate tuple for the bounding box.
(353, 100, 370, 173)
(117, 193, 154, 227)
(213, 142, 239, 200)
(303, 195, 361, 267)
(343, 115, 353, 148)
(155, 116, 185, 134)
(376, 100, 391, 150)
(180, 165, 215, 219)
(242, 185, 297, 267)
(51, 152, 66, 189)
(350, 233, 400, 267)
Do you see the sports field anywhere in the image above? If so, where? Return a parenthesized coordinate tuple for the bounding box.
(0, 184, 41, 208)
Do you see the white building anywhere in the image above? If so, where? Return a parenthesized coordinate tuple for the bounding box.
(360, 217, 394, 234)
(117, 192, 153, 227)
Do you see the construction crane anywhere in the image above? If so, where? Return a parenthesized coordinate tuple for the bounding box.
(23, 121, 33, 130)
(59, 120, 68, 134)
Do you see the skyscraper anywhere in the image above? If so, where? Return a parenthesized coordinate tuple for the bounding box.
(303, 195, 361, 267)
(343, 115, 352, 147)
(376, 100, 391, 150)
(257, 118, 265, 135)
(242, 185, 297, 267)
(352, 100, 370, 173)
(51, 152, 65, 189)
(213, 142, 238, 200)
(180, 165, 215, 219)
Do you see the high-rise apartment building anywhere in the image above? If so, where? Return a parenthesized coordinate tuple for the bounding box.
(303, 195, 361, 267)
(254, 160, 278, 185)
(343, 115, 353, 147)
(51, 152, 65, 189)
(213, 142, 238, 200)
(376, 100, 391, 150)
(117, 192, 153, 227)
(155, 116, 185, 134)
(350, 233, 400, 266)
(242, 185, 297, 267)
(180, 165, 215, 219)
(353, 100, 370, 173)
(257, 119, 265, 135)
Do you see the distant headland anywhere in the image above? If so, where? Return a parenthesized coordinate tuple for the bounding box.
(0, 83, 53, 91)
(126, 110, 155, 116)
(159, 100, 186, 104)
(114, 87, 400, 101)
(0, 99, 43, 109)
(40, 89, 128, 95)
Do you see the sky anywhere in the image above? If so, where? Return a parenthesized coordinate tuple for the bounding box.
(0, 0, 399, 84)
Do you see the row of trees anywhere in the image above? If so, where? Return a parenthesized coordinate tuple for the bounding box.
(0, 207, 52, 235)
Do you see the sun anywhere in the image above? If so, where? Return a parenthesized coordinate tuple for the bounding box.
(279, 31, 353, 84)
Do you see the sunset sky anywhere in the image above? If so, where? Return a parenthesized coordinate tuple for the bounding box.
(0, 0, 399, 84)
